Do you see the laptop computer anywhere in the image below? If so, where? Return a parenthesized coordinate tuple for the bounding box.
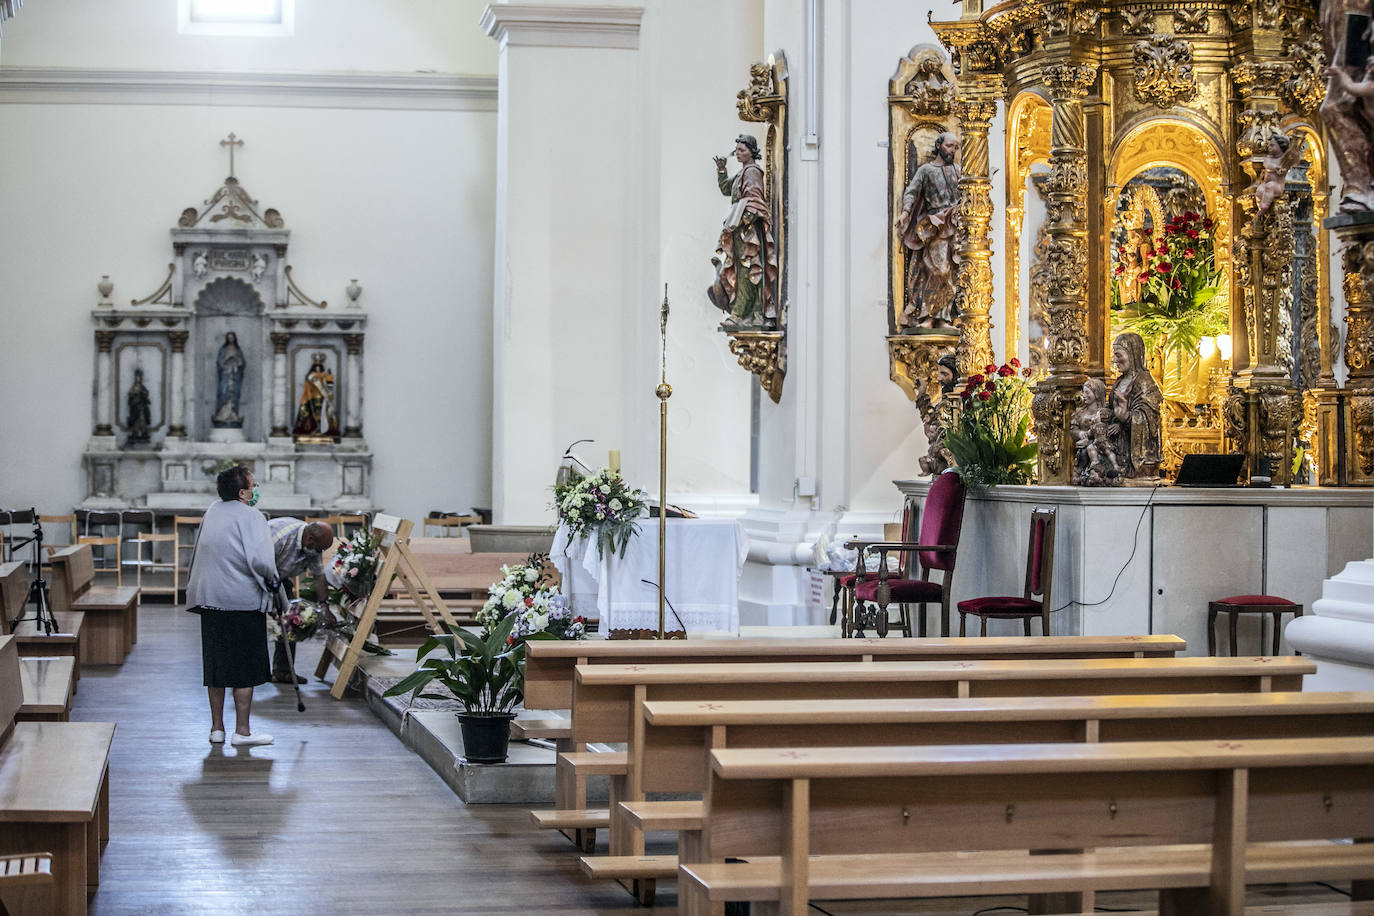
(1174, 453, 1246, 488)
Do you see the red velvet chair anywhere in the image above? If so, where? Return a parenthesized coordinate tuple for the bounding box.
(846, 471, 966, 638)
(957, 507, 1057, 636)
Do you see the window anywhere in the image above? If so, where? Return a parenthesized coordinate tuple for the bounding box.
(178, 0, 294, 37)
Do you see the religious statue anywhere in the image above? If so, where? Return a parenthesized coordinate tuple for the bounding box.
(1109, 332, 1163, 482)
(917, 354, 958, 476)
(193, 251, 209, 280)
(1072, 378, 1124, 486)
(1247, 132, 1305, 215)
(125, 368, 152, 446)
(292, 354, 338, 439)
(251, 253, 267, 283)
(212, 331, 245, 428)
(1322, 2, 1374, 211)
(708, 134, 778, 328)
(896, 131, 961, 330)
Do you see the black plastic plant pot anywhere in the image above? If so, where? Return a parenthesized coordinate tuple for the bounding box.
(457, 712, 516, 764)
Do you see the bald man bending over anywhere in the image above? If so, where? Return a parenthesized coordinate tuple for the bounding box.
(267, 517, 335, 684)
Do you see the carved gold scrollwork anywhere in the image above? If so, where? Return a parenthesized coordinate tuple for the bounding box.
(726, 331, 785, 403)
(1350, 392, 1374, 481)
(1133, 35, 1198, 108)
(888, 334, 958, 404)
(1253, 0, 1281, 31)
(1120, 5, 1155, 35)
(1282, 30, 1327, 114)
(1173, 7, 1209, 34)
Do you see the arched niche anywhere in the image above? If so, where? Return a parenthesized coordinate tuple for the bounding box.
(1004, 90, 1052, 373)
(1107, 117, 1232, 349)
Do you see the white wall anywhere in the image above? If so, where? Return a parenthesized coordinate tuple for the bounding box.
(0, 2, 497, 523)
(0, 0, 497, 74)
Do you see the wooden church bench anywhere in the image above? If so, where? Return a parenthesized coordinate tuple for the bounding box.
(680, 737, 1374, 916)
(585, 690, 1374, 903)
(48, 546, 138, 666)
(534, 655, 1309, 860)
(16, 657, 76, 723)
(0, 851, 56, 915)
(523, 634, 1187, 710)
(509, 717, 571, 742)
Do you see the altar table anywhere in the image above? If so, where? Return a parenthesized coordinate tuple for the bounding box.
(550, 519, 748, 636)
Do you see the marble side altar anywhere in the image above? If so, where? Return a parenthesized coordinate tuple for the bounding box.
(82, 166, 372, 513)
(896, 478, 1373, 657)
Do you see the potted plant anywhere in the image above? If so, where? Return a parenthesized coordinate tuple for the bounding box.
(942, 360, 1038, 488)
(382, 615, 525, 764)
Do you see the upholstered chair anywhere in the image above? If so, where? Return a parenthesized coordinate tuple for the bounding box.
(957, 507, 1058, 636)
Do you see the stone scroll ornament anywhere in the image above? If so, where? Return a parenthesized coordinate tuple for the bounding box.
(714, 52, 788, 403)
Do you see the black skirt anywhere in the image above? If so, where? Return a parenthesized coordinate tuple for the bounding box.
(197, 609, 270, 688)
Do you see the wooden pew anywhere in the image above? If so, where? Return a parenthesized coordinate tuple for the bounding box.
(17, 658, 76, 723)
(1, 562, 83, 682)
(537, 655, 1308, 860)
(585, 690, 1374, 899)
(48, 546, 138, 666)
(681, 737, 1374, 916)
(0, 634, 114, 915)
(524, 634, 1188, 710)
(519, 635, 1184, 850)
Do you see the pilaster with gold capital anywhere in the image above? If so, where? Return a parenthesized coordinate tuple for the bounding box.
(94, 330, 115, 436)
(167, 330, 188, 438)
(270, 331, 290, 438)
(1031, 61, 1096, 485)
(950, 92, 999, 379)
(344, 333, 364, 438)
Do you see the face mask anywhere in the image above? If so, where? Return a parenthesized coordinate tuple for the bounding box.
(246, 486, 260, 507)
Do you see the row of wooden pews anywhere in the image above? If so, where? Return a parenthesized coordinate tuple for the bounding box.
(513, 635, 1374, 915)
(0, 634, 114, 915)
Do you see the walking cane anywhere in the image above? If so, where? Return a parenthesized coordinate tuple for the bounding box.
(274, 582, 307, 713)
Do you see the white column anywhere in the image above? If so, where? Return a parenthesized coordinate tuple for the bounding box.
(167, 330, 187, 437)
(344, 333, 362, 438)
(270, 332, 289, 438)
(482, 2, 645, 523)
(94, 330, 114, 436)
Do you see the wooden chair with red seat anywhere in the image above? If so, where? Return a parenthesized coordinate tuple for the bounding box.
(957, 506, 1058, 636)
(830, 504, 917, 638)
(845, 470, 967, 638)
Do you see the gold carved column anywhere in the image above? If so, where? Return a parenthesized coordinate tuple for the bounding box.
(1031, 62, 1097, 485)
(951, 92, 1000, 377)
(1335, 232, 1374, 483)
(1227, 60, 1300, 485)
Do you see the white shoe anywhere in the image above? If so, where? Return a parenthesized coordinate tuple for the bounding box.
(230, 732, 274, 747)
(209, 730, 225, 744)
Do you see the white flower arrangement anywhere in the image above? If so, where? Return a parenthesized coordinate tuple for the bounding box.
(476, 553, 587, 641)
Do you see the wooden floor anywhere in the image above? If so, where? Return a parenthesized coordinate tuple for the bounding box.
(71, 606, 1354, 915)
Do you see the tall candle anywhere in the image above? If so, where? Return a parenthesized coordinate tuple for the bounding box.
(608, 449, 621, 472)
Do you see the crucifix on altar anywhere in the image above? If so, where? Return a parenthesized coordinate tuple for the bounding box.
(219, 132, 244, 178)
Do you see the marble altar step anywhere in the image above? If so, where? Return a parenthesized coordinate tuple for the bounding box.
(1287, 558, 1374, 691)
(353, 650, 610, 805)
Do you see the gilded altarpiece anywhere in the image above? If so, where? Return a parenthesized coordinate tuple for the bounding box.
(720, 52, 789, 403)
(932, 0, 1338, 487)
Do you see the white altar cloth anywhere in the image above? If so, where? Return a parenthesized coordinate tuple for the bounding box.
(550, 518, 748, 636)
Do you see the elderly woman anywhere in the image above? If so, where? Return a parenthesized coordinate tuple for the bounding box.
(186, 465, 278, 747)
(1109, 332, 1163, 481)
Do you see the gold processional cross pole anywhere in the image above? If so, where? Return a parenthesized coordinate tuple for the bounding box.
(220, 132, 244, 178)
(656, 284, 672, 639)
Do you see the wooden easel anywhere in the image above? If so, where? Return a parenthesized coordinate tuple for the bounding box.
(318, 514, 457, 699)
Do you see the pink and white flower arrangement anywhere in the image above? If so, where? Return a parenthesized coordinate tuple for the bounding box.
(477, 553, 586, 641)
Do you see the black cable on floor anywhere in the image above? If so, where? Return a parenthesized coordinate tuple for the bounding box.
(1313, 880, 1354, 897)
(808, 904, 838, 916)
(971, 907, 1028, 915)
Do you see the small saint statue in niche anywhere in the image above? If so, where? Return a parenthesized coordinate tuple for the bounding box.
(896, 131, 962, 330)
(125, 368, 152, 447)
(1109, 332, 1163, 483)
(251, 253, 267, 284)
(708, 134, 778, 329)
(212, 331, 246, 428)
(1072, 378, 1124, 486)
(292, 353, 339, 440)
(193, 251, 209, 280)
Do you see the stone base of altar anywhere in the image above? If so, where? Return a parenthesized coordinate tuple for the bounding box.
(1286, 559, 1374, 690)
(895, 478, 1374, 656)
(81, 437, 374, 513)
